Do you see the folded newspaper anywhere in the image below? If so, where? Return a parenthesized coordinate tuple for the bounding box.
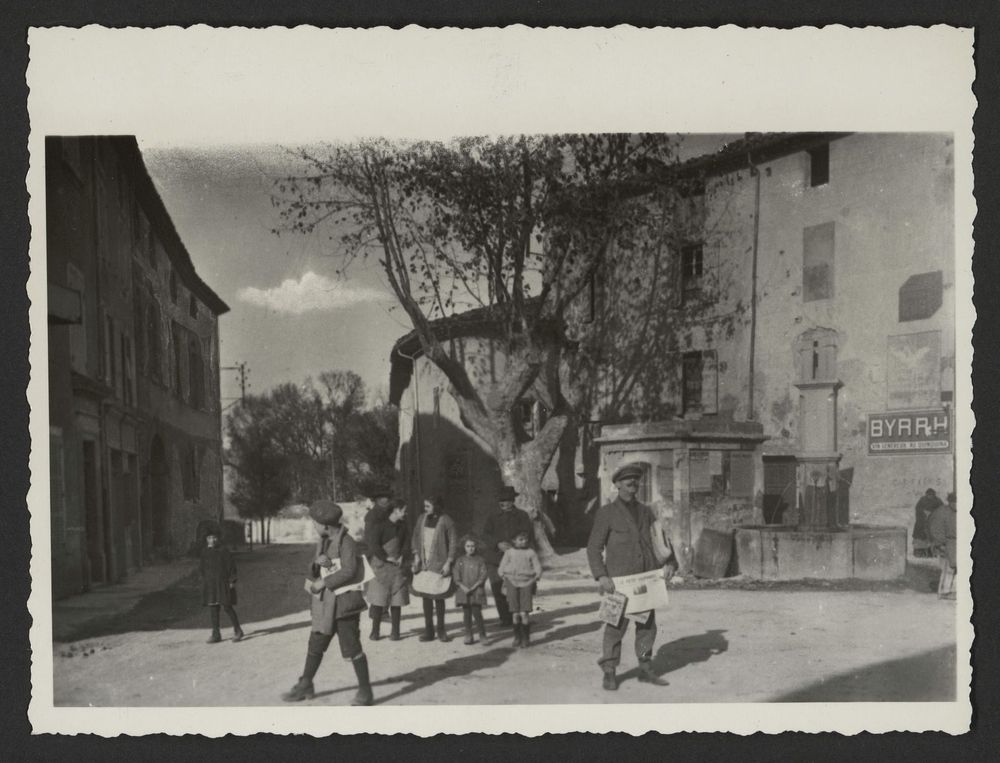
(597, 591, 628, 626)
(612, 569, 669, 614)
(310, 557, 375, 594)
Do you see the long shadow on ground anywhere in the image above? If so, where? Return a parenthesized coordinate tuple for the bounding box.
(771, 644, 956, 702)
(617, 629, 729, 686)
(308, 607, 605, 705)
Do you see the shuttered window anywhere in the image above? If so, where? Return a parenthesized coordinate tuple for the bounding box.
(808, 144, 830, 187)
(682, 350, 718, 415)
(899, 271, 943, 322)
(803, 221, 835, 301)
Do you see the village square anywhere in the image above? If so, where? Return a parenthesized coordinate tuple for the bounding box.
(43, 129, 961, 708)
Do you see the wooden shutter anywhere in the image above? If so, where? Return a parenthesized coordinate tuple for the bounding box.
(803, 221, 835, 301)
(729, 451, 754, 497)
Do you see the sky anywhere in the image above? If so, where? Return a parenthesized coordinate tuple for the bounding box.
(142, 134, 739, 407)
(142, 141, 411, 407)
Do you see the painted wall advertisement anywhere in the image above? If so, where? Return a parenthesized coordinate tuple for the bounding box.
(867, 409, 951, 455)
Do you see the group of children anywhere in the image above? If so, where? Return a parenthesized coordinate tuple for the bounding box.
(198, 522, 545, 650)
(452, 530, 543, 648)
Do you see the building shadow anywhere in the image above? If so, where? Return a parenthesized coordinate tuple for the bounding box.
(770, 644, 956, 702)
(58, 544, 322, 642)
(618, 629, 729, 685)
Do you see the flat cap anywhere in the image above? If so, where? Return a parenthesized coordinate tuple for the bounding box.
(612, 463, 644, 483)
(498, 485, 518, 502)
(309, 499, 343, 526)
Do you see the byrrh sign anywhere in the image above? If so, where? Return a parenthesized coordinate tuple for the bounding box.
(867, 410, 951, 455)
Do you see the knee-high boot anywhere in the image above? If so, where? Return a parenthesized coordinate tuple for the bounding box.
(207, 605, 221, 643)
(419, 599, 435, 641)
(224, 605, 244, 641)
(389, 606, 402, 641)
(369, 605, 384, 641)
(351, 654, 374, 706)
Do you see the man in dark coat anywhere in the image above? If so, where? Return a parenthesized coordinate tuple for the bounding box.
(363, 488, 409, 640)
(928, 491, 958, 599)
(282, 500, 374, 705)
(913, 488, 943, 556)
(481, 485, 535, 627)
(587, 463, 669, 691)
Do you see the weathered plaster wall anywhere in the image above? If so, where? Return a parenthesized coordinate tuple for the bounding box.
(710, 133, 956, 527)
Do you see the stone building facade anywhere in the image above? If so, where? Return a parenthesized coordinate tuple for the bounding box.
(595, 133, 955, 571)
(46, 136, 228, 599)
(389, 133, 956, 573)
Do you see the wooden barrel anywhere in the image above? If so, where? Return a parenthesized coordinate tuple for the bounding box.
(693, 528, 734, 578)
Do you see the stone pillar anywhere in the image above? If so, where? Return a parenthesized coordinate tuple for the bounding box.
(794, 380, 843, 530)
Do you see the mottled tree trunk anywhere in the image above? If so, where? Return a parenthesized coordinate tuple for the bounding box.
(496, 414, 569, 563)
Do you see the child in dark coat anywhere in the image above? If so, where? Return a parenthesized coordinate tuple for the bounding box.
(453, 536, 489, 645)
(201, 527, 244, 643)
(498, 530, 542, 648)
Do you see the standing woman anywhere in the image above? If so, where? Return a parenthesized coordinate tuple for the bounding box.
(364, 498, 410, 641)
(411, 496, 458, 642)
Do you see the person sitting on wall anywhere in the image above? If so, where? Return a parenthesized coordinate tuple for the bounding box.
(927, 491, 957, 600)
(912, 488, 943, 558)
(481, 485, 535, 628)
(587, 463, 671, 691)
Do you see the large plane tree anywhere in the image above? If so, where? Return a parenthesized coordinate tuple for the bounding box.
(273, 134, 690, 558)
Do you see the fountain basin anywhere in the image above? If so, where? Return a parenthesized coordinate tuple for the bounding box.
(734, 524, 907, 580)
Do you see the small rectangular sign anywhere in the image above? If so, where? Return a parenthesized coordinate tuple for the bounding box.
(867, 410, 951, 455)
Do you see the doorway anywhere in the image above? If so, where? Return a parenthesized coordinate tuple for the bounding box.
(762, 456, 797, 525)
(82, 440, 107, 584)
(150, 434, 171, 555)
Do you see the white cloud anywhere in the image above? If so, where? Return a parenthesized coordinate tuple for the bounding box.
(238, 271, 385, 314)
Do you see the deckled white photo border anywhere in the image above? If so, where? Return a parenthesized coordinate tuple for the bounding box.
(25, 24, 976, 736)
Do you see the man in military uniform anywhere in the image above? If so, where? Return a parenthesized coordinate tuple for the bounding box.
(587, 463, 671, 691)
(481, 485, 535, 627)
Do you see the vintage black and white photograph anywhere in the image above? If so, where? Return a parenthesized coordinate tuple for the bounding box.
(26, 26, 974, 735)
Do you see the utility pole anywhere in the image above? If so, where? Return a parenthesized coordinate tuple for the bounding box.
(221, 362, 249, 404)
(329, 428, 337, 502)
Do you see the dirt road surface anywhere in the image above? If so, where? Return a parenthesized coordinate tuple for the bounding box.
(53, 544, 957, 706)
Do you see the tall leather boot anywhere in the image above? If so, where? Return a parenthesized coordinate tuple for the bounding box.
(512, 622, 523, 648)
(207, 605, 222, 644)
(226, 606, 244, 642)
(389, 606, 402, 641)
(369, 605, 384, 641)
(281, 676, 315, 702)
(350, 654, 374, 706)
(419, 600, 435, 642)
(522, 622, 531, 647)
(283, 638, 323, 701)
